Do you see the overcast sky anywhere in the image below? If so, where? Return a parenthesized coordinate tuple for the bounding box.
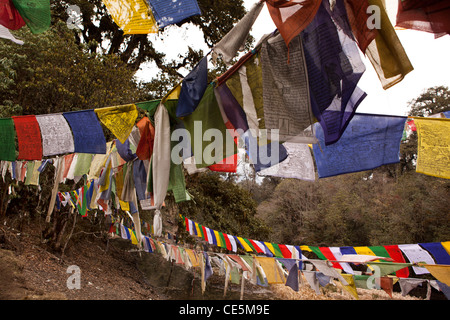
(136, 0, 450, 116)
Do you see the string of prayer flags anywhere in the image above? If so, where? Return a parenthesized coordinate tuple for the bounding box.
(12, 115, 42, 160)
(95, 104, 138, 144)
(396, 0, 450, 36)
(265, 0, 322, 50)
(414, 117, 450, 179)
(63, 110, 107, 154)
(11, 0, 50, 34)
(0, 118, 16, 161)
(312, 113, 407, 179)
(212, 0, 264, 65)
(301, 0, 367, 146)
(35, 114, 75, 157)
(102, 0, 158, 34)
(365, 0, 414, 89)
(146, 0, 201, 29)
(0, 0, 26, 30)
(176, 56, 208, 118)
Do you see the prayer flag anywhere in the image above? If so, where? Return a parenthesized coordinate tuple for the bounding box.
(0, 23, 23, 44)
(312, 113, 407, 178)
(235, 237, 253, 252)
(255, 257, 285, 284)
(258, 142, 316, 181)
(12, 115, 42, 160)
(0, 0, 25, 30)
(146, 0, 201, 29)
(181, 84, 237, 168)
(343, 0, 378, 54)
(265, 0, 321, 49)
(365, 0, 414, 89)
(63, 109, 107, 154)
(414, 117, 450, 179)
(0, 118, 16, 161)
(11, 0, 50, 34)
(260, 31, 316, 143)
(176, 56, 208, 117)
(420, 242, 450, 265)
(36, 114, 75, 157)
(422, 265, 450, 286)
(95, 104, 138, 144)
(102, 0, 158, 34)
(212, 0, 264, 64)
(301, 0, 367, 145)
(384, 244, 410, 278)
(135, 116, 155, 160)
(396, 0, 450, 36)
(340, 274, 359, 299)
(399, 244, 435, 275)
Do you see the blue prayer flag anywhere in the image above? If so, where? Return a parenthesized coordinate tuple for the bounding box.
(301, 0, 367, 145)
(313, 113, 407, 178)
(176, 56, 208, 118)
(419, 242, 450, 265)
(63, 110, 106, 154)
(147, 0, 201, 29)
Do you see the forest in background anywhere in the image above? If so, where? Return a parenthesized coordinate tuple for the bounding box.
(0, 1, 448, 257)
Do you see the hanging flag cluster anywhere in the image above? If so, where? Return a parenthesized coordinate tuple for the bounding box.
(113, 215, 450, 300)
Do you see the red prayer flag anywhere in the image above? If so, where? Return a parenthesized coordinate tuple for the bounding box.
(319, 247, 343, 269)
(223, 233, 232, 251)
(278, 244, 292, 258)
(343, 0, 378, 53)
(265, 0, 322, 48)
(0, 0, 25, 30)
(384, 245, 410, 278)
(136, 116, 155, 160)
(12, 115, 43, 160)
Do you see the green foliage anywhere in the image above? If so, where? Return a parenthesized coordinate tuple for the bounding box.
(0, 21, 141, 117)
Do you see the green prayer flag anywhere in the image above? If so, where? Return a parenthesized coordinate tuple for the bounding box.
(309, 246, 328, 260)
(0, 118, 16, 161)
(12, 0, 51, 34)
(182, 84, 237, 168)
(366, 261, 413, 277)
(369, 246, 391, 259)
(271, 243, 284, 258)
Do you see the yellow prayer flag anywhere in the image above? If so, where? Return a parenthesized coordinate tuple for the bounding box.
(354, 246, 376, 256)
(214, 230, 224, 248)
(300, 245, 312, 252)
(422, 264, 450, 286)
(162, 82, 181, 103)
(95, 104, 138, 144)
(255, 257, 285, 284)
(129, 227, 138, 245)
(186, 249, 199, 267)
(414, 118, 450, 179)
(263, 242, 276, 256)
(119, 200, 130, 212)
(340, 274, 359, 300)
(195, 223, 202, 238)
(236, 237, 253, 252)
(102, 0, 158, 34)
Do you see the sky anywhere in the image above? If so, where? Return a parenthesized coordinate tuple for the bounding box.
(135, 0, 450, 117)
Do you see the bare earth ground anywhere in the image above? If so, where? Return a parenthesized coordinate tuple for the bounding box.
(0, 222, 428, 301)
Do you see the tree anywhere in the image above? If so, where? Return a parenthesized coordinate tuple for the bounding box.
(407, 85, 450, 117)
(0, 21, 141, 117)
